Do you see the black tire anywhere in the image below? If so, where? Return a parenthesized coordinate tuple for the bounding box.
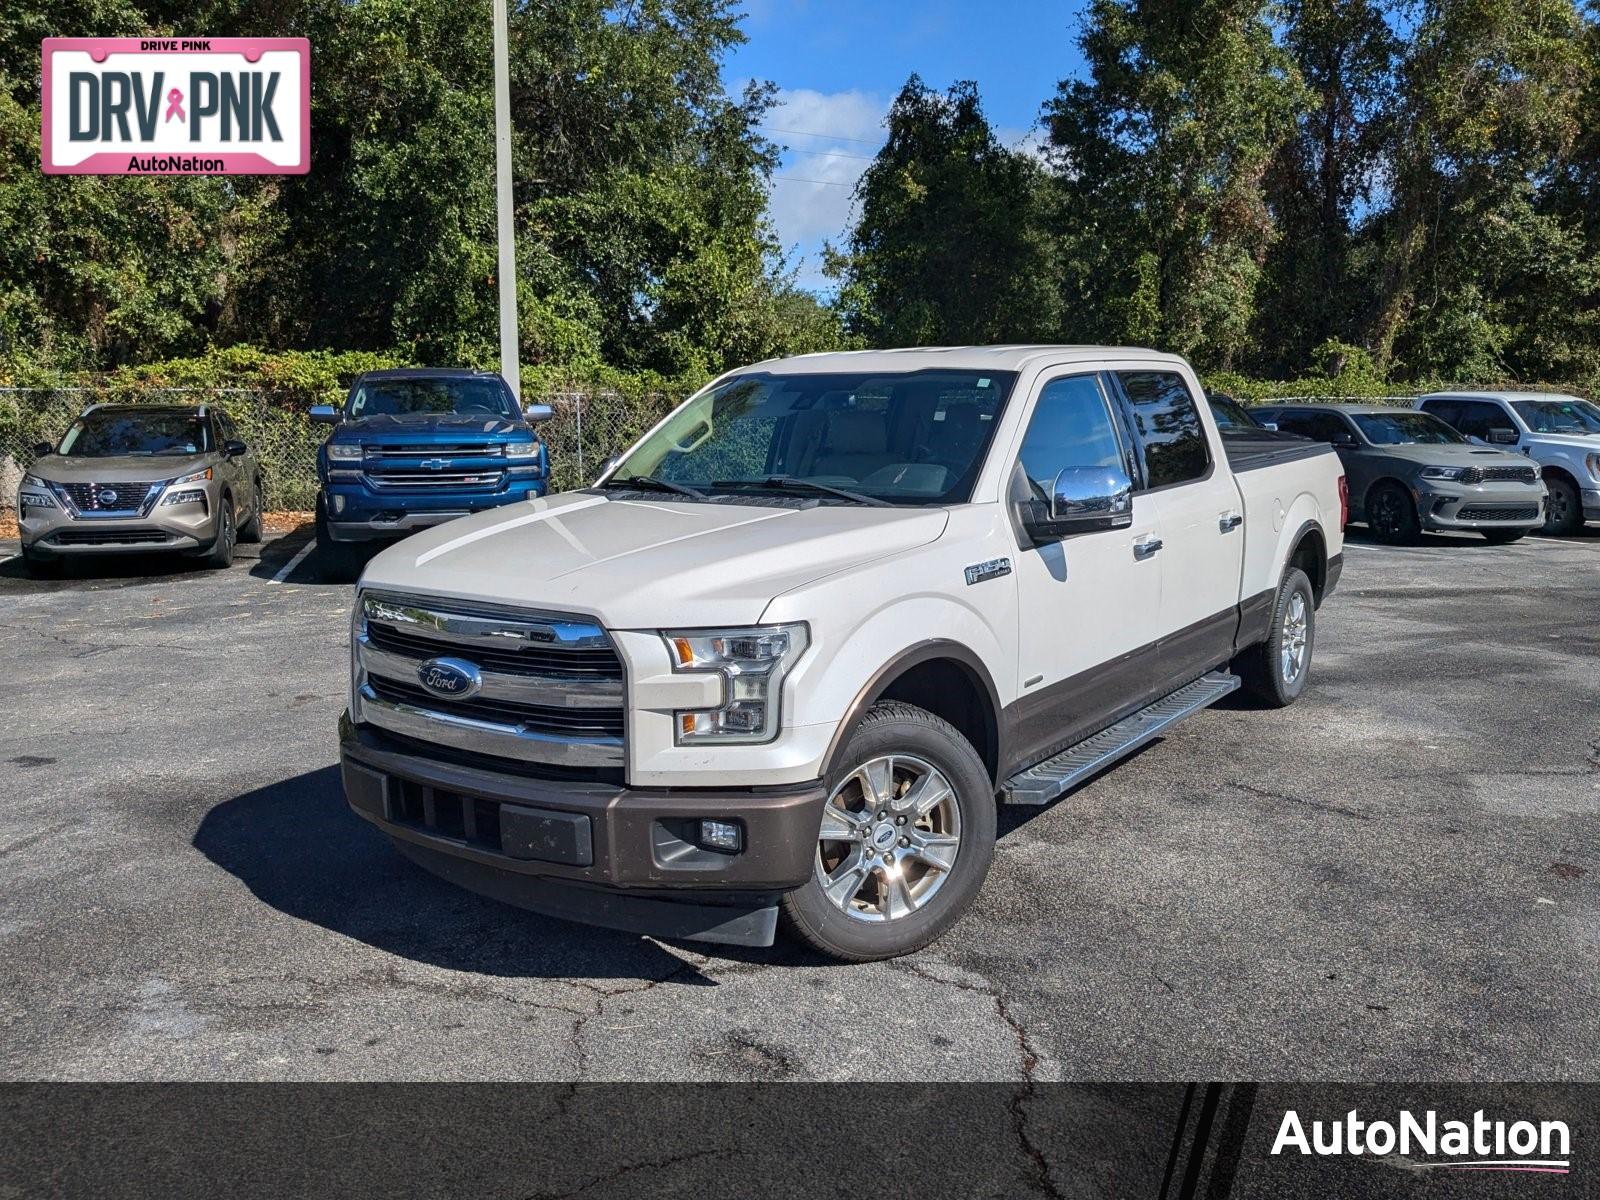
(1541, 475, 1583, 536)
(238, 479, 264, 543)
(21, 544, 62, 577)
(204, 496, 237, 569)
(1365, 481, 1420, 544)
(1234, 567, 1315, 708)
(314, 495, 363, 581)
(1481, 528, 1527, 544)
(781, 701, 996, 962)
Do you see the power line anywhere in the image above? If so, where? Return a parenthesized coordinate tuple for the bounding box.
(759, 124, 883, 146)
(782, 147, 878, 162)
(772, 174, 856, 187)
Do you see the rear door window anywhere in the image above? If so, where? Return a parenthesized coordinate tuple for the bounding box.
(1273, 411, 1352, 443)
(1115, 371, 1210, 490)
(1452, 401, 1517, 440)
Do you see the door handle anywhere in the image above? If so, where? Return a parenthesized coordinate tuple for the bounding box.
(1218, 510, 1242, 532)
(1133, 535, 1163, 559)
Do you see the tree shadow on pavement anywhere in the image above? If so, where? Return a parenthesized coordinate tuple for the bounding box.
(193, 765, 727, 984)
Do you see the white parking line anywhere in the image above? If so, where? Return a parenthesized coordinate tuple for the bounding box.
(269, 538, 317, 584)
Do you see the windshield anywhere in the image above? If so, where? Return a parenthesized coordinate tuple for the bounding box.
(57, 410, 211, 457)
(609, 370, 1018, 505)
(348, 377, 516, 419)
(1207, 395, 1258, 430)
(1351, 411, 1465, 445)
(1511, 398, 1600, 434)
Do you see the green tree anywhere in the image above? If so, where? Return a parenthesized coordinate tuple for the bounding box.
(1252, 0, 1398, 376)
(828, 76, 1061, 347)
(1044, 0, 1305, 369)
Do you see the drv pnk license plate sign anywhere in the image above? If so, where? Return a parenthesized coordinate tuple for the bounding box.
(42, 38, 309, 175)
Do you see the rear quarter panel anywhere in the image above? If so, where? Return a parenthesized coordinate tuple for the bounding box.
(1233, 449, 1344, 601)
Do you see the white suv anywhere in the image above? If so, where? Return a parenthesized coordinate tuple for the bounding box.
(1416, 392, 1600, 534)
(339, 347, 1346, 960)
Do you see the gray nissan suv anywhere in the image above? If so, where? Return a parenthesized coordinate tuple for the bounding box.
(17, 404, 264, 575)
(1255, 404, 1545, 544)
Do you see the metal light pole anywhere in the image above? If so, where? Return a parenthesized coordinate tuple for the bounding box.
(491, 0, 520, 396)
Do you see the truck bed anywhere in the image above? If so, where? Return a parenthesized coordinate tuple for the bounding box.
(1220, 428, 1333, 473)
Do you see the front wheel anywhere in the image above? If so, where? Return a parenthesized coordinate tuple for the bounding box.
(1366, 481, 1420, 544)
(1234, 567, 1315, 708)
(1542, 476, 1582, 536)
(204, 498, 237, 569)
(781, 701, 996, 962)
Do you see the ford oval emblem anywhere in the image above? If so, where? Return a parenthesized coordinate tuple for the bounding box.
(417, 656, 482, 700)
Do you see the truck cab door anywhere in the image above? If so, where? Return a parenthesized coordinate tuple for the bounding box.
(1008, 371, 1164, 770)
(1110, 369, 1246, 685)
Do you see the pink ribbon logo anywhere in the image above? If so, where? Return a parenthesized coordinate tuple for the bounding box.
(164, 88, 185, 123)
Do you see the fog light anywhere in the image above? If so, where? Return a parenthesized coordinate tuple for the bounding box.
(698, 819, 742, 853)
(332, 494, 346, 514)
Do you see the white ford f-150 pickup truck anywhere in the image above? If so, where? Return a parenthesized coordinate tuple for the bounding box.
(339, 346, 1346, 960)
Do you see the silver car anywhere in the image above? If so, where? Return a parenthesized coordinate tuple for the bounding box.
(17, 404, 263, 575)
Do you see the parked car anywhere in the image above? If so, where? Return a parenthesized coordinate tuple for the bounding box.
(310, 368, 553, 575)
(337, 347, 1346, 961)
(16, 403, 263, 575)
(1414, 391, 1600, 535)
(1254, 403, 1545, 544)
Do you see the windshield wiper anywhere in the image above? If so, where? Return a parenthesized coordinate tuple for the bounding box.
(600, 474, 706, 498)
(711, 475, 892, 507)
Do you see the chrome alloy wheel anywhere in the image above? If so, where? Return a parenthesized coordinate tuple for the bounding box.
(1281, 590, 1309, 684)
(815, 754, 962, 922)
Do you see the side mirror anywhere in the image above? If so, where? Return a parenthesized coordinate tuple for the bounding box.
(310, 404, 340, 425)
(1024, 467, 1134, 541)
(522, 403, 554, 424)
(224, 439, 247, 458)
(1488, 428, 1518, 445)
(32, 440, 53, 457)
(1333, 433, 1359, 448)
(1259, 421, 1278, 432)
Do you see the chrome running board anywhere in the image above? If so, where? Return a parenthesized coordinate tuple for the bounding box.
(1001, 671, 1241, 806)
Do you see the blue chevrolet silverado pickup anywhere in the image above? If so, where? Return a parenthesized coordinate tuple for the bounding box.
(311, 368, 553, 575)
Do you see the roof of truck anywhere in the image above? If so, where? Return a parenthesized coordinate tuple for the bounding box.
(738, 345, 1187, 375)
(1256, 403, 1412, 416)
(353, 368, 508, 382)
(1418, 390, 1587, 403)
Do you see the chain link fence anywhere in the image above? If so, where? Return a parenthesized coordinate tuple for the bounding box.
(0, 386, 680, 512)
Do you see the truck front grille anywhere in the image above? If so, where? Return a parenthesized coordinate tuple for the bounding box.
(354, 591, 626, 769)
(365, 443, 504, 458)
(363, 469, 505, 490)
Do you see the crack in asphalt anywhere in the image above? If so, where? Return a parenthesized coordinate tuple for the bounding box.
(1229, 780, 1369, 820)
(891, 959, 1062, 1199)
(565, 954, 710, 1075)
(518, 1146, 730, 1200)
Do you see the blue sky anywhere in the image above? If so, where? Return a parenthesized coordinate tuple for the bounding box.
(726, 0, 1093, 289)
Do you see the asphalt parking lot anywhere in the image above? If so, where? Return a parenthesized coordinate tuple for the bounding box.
(2, 526, 1597, 1082)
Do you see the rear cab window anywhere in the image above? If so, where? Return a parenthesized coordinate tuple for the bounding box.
(1114, 370, 1211, 490)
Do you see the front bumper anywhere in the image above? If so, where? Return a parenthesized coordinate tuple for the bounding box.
(1583, 488, 1600, 522)
(340, 716, 828, 946)
(321, 479, 545, 542)
(18, 496, 222, 556)
(1412, 480, 1545, 530)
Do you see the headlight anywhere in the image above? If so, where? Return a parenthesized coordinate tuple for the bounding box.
(504, 437, 538, 460)
(1419, 466, 1465, 481)
(19, 474, 56, 508)
(327, 443, 363, 461)
(161, 488, 208, 507)
(172, 467, 213, 485)
(664, 624, 809, 744)
(1587, 452, 1600, 480)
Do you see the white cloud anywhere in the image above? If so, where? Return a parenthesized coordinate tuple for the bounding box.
(761, 88, 888, 292)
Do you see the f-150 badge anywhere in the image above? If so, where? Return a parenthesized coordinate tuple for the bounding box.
(964, 557, 1012, 585)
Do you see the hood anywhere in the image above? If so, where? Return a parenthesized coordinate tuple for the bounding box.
(1362, 443, 1533, 467)
(1518, 431, 1600, 452)
(360, 491, 950, 628)
(26, 452, 214, 484)
(334, 413, 527, 441)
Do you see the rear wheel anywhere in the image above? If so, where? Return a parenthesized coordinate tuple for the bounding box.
(1235, 567, 1315, 708)
(1542, 476, 1582, 536)
(238, 478, 264, 543)
(1481, 528, 1527, 544)
(781, 701, 995, 962)
(1366, 481, 1420, 544)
